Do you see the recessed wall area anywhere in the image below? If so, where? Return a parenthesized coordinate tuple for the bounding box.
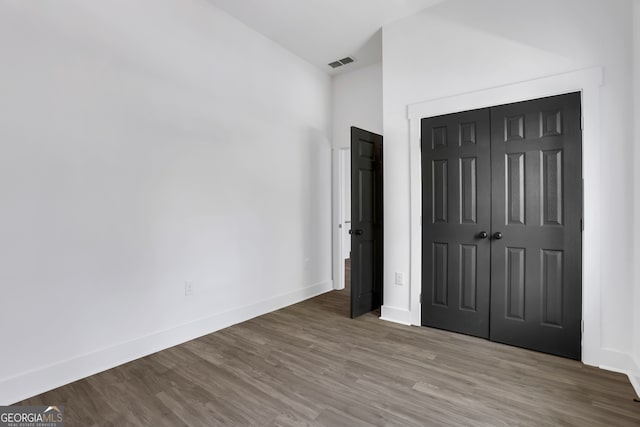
(382, 0, 638, 380)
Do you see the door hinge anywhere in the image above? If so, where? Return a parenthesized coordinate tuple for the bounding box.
(581, 320, 584, 334)
(419, 293, 423, 304)
(581, 115, 584, 130)
(580, 219, 583, 232)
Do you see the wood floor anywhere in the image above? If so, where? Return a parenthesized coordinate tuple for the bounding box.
(19, 286, 640, 426)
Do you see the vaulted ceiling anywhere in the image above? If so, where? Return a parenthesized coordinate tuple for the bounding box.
(206, 0, 446, 74)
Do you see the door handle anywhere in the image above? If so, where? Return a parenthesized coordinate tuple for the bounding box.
(493, 232, 503, 240)
(478, 231, 488, 239)
(349, 229, 363, 236)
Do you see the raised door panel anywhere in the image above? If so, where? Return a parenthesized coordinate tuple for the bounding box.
(460, 157, 477, 224)
(459, 244, 477, 311)
(541, 249, 564, 326)
(506, 153, 526, 226)
(432, 243, 448, 306)
(505, 115, 525, 141)
(459, 122, 476, 146)
(540, 110, 562, 137)
(432, 126, 448, 149)
(505, 247, 526, 320)
(432, 160, 448, 224)
(542, 150, 563, 226)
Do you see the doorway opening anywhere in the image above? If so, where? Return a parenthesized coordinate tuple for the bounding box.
(337, 147, 351, 294)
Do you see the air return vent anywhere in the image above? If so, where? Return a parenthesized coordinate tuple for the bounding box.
(328, 56, 356, 69)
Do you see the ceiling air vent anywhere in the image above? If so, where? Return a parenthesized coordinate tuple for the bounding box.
(328, 56, 356, 69)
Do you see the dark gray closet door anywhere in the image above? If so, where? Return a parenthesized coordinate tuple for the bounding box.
(421, 92, 582, 360)
(489, 93, 582, 360)
(421, 108, 492, 338)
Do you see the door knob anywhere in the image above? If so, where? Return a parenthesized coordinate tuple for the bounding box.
(493, 232, 503, 240)
(349, 229, 363, 236)
(478, 231, 488, 239)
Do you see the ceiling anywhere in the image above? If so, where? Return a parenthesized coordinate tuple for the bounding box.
(206, 0, 446, 75)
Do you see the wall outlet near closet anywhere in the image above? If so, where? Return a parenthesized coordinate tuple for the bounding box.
(394, 272, 404, 286)
(185, 281, 194, 296)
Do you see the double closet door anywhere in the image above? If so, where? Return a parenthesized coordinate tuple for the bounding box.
(421, 92, 582, 360)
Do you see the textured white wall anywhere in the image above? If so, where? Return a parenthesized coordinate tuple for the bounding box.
(0, 0, 332, 404)
(382, 0, 634, 369)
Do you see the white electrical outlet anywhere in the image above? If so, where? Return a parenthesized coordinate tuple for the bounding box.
(185, 281, 193, 296)
(395, 272, 404, 286)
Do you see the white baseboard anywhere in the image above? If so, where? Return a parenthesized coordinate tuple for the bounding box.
(630, 374, 640, 399)
(598, 348, 640, 398)
(629, 356, 640, 398)
(598, 348, 635, 374)
(380, 305, 412, 326)
(0, 280, 333, 406)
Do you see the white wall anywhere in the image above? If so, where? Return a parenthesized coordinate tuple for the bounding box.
(331, 64, 383, 288)
(382, 0, 635, 370)
(632, 0, 640, 392)
(332, 63, 383, 149)
(0, 0, 332, 404)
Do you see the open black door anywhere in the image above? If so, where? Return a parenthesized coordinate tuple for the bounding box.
(350, 127, 383, 318)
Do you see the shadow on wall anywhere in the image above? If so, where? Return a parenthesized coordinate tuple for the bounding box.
(352, 29, 383, 68)
(425, 0, 618, 62)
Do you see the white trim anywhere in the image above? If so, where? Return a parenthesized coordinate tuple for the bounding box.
(599, 348, 637, 375)
(380, 306, 413, 325)
(406, 67, 604, 366)
(409, 115, 422, 327)
(630, 375, 640, 399)
(625, 355, 640, 398)
(339, 148, 349, 264)
(0, 280, 333, 406)
(599, 349, 640, 398)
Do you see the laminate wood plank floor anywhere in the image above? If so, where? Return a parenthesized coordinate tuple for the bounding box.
(18, 288, 640, 426)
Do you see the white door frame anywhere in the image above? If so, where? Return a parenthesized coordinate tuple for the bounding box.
(407, 67, 603, 366)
